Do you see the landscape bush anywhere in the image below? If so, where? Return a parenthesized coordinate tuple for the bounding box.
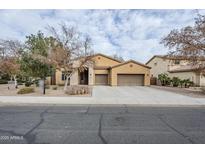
(52, 86, 58, 90)
(157, 73, 194, 88)
(0, 79, 8, 84)
(183, 79, 194, 88)
(65, 85, 92, 95)
(58, 83, 65, 86)
(33, 79, 39, 87)
(158, 73, 169, 86)
(25, 81, 32, 87)
(17, 87, 34, 94)
(172, 77, 180, 87)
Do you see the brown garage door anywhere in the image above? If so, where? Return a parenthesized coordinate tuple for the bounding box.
(95, 74, 108, 85)
(117, 74, 144, 86)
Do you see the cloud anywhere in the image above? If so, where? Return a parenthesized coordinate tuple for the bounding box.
(0, 9, 203, 63)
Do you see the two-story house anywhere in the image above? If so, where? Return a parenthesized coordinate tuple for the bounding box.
(146, 55, 205, 86)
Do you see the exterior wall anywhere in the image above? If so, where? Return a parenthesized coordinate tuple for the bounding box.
(94, 69, 109, 74)
(92, 55, 121, 67)
(147, 57, 191, 78)
(110, 62, 150, 86)
(92, 55, 121, 85)
(199, 73, 205, 86)
(147, 57, 170, 77)
(56, 69, 65, 85)
(70, 70, 78, 85)
(88, 66, 94, 86)
(45, 77, 51, 85)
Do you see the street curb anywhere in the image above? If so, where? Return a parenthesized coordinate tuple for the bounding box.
(1, 101, 205, 107)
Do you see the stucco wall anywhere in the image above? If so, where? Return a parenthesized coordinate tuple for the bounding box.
(92, 55, 121, 67)
(147, 57, 191, 78)
(110, 62, 150, 86)
(147, 57, 170, 77)
(200, 73, 205, 86)
(45, 77, 51, 85)
(70, 71, 78, 85)
(88, 66, 94, 86)
(94, 69, 109, 74)
(56, 69, 65, 85)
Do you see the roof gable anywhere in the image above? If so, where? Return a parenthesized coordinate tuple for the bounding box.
(111, 60, 151, 69)
(146, 55, 205, 65)
(146, 55, 165, 65)
(91, 53, 122, 63)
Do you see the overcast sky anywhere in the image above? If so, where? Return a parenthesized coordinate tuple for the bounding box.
(0, 9, 205, 63)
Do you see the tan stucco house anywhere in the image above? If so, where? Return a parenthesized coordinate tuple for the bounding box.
(47, 53, 151, 86)
(146, 55, 205, 86)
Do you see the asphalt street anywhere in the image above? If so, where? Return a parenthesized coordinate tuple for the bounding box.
(0, 105, 205, 144)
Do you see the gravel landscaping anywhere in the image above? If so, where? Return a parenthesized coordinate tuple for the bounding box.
(0, 84, 92, 97)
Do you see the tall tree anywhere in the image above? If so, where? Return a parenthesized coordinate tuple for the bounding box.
(20, 31, 54, 94)
(47, 24, 94, 90)
(0, 40, 23, 87)
(112, 54, 124, 62)
(160, 14, 205, 69)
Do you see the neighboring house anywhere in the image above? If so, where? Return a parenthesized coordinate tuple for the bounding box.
(146, 55, 205, 86)
(46, 53, 151, 86)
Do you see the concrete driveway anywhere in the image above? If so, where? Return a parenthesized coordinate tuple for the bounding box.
(92, 86, 205, 105)
(0, 86, 205, 106)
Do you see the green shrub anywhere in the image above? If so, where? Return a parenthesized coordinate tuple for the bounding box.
(52, 86, 58, 90)
(183, 79, 194, 88)
(172, 77, 180, 87)
(17, 82, 24, 85)
(158, 73, 169, 86)
(33, 79, 39, 87)
(179, 79, 185, 88)
(25, 81, 32, 87)
(0, 79, 8, 84)
(17, 87, 34, 94)
(58, 83, 64, 86)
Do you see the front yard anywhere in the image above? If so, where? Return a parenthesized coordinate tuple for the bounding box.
(0, 84, 92, 97)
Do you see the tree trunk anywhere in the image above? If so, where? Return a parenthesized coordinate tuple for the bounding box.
(64, 72, 73, 91)
(39, 79, 45, 95)
(13, 75, 18, 89)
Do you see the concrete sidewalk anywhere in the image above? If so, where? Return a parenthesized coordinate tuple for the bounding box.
(0, 86, 205, 106)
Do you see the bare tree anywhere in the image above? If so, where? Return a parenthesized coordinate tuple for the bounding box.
(112, 54, 124, 62)
(47, 23, 94, 90)
(160, 14, 205, 69)
(0, 40, 23, 87)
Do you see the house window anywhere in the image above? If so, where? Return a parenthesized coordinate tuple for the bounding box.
(62, 72, 71, 81)
(61, 72, 67, 81)
(174, 60, 180, 65)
